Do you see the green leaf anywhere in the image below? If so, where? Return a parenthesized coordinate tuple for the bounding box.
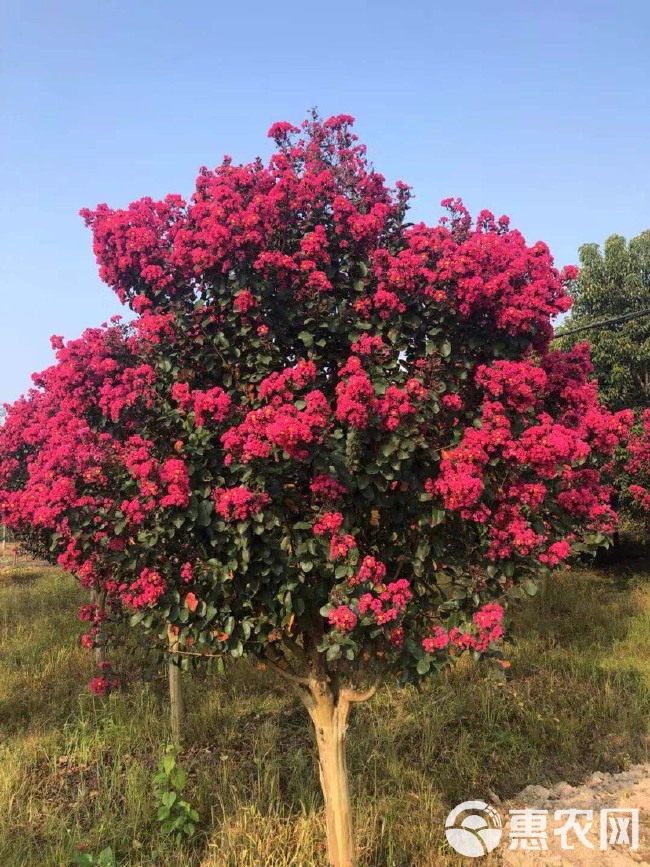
(430, 507, 446, 527)
(326, 643, 341, 661)
(417, 657, 431, 675)
(197, 500, 213, 527)
(298, 331, 313, 347)
(173, 769, 187, 790)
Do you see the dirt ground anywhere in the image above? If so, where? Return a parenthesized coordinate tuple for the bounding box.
(502, 765, 650, 866)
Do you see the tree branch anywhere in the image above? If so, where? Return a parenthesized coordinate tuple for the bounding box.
(266, 657, 311, 688)
(281, 634, 308, 668)
(340, 679, 380, 704)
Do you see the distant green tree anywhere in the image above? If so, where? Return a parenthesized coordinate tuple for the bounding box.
(556, 231, 650, 412)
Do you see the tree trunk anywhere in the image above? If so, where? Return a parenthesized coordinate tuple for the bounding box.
(89, 588, 106, 664)
(167, 625, 185, 744)
(302, 680, 357, 867)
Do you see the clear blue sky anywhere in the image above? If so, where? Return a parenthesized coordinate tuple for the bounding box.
(2, 0, 649, 405)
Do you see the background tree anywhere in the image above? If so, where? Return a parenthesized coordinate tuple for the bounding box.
(0, 326, 190, 736)
(556, 230, 650, 411)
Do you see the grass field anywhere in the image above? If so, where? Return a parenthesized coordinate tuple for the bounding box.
(0, 555, 648, 866)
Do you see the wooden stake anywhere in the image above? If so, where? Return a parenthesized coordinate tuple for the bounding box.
(167, 625, 185, 744)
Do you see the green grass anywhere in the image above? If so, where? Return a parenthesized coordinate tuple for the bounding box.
(0, 558, 648, 866)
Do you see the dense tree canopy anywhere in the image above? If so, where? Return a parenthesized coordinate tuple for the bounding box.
(0, 114, 635, 867)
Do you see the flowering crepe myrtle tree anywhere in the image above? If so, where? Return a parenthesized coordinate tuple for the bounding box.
(46, 113, 631, 866)
(0, 327, 142, 682)
(0, 325, 194, 732)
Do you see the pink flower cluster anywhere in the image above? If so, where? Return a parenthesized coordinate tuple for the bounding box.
(372, 200, 572, 346)
(257, 360, 317, 402)
(119, 442, 191, 513)
(378, 385, 416, 431)
(348, 555, 387, 587)
(329, 534, 357, 560)
(373, 288, 406, 319)
(89, 660, 121, 695)
(233, 290, 258, 313)
(442, 393, 462, 410)
(328, 605, 358, 633)
(98, 363, 157, 423)
(222, 384, 330, 464)
(335, 357, 423, 432)
(475, 360, 547, 412)
(539, 539, 572, 567)
(358, 579, 412, 626)
(312, 511, 357, 560)
(159, 458, 190, 508)
(556, 468, 616, 534)
(89, 677, 110, 696)
(423, 602, 504, 655)
(118, 568, 166, 609)
(171, 382, 232, 427)
(351, 334, 387, 357)
(213, 486, 270, 521)
(80, 195, 188, 304)
(335, 357, 377, 428)
(310, 474, 347, 502)
(313, 512, 343, 535)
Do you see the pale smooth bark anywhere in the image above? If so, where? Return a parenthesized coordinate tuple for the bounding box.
(291, 672, 378, 867)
